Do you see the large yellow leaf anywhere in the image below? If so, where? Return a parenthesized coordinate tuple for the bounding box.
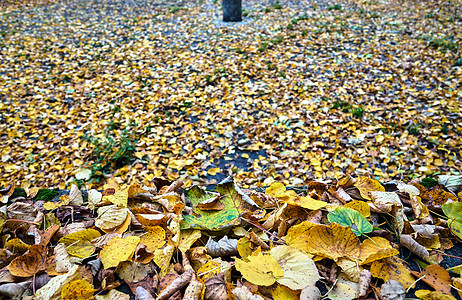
(370, 257, 414, 288)
(99, 236, 140, 269)
(358, 237, 399, 265)
(140, 226, 166, 252)
(61, 279, 96, 300)
(304, 223, 360, 261)
(354, 177, 385, 200)
(269, 245, 320, 290)
(285, 221, 317, 253)
(59, 229, 101, 258)
(235, 252, 284, 286)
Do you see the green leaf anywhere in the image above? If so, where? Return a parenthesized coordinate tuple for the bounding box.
(327, 207, 373, 236)
(442, 202, 462, 240)
(181, 178, 255, 231)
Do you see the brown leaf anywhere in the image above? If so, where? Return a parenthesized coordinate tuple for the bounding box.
(204, 273, 229, 300)
(157, 269, 194, 300)
(400, 234, 430, 260)
(7, 244, 47, 277)
(414, 265, 452, 294)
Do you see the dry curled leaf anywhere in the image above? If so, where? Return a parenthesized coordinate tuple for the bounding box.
(206, 236, 238, 257)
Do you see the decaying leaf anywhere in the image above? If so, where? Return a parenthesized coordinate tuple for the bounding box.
(300, 285, 321, 300)
(354, 177, 385, 200)
(400, 235, 430, 260)
(414, 265, 451, 294)
(370, 257, 414, 288)
(8, 244, 47, 277)
(157, 269, 194, 300)
(206, 236, 238, 257)
(61, 279, 96, 300)
(380, 280, 405, 300)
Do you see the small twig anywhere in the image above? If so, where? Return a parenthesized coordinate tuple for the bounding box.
(5, 219, 40, 225)
(321, 278, 338, 299)
(241, 217, 286, 245)
(436, 250, 462, 260)
(33, 274, 36, 294)
(407, 275, 426, 292)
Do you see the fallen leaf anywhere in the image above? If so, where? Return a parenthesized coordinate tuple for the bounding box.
(415, 290, 457, 300)
(380, 279, 405, 300)
(61, 279, 96, 300)
(99, 236, 140, 269)
(269, 245, 320, 290)
(354, 177, 385, 200)
(327, 207, 373, 236)
(370, 257, 414, 288)
(415, 265, 451, 294)
(139, 226, 166, 253)
(303, 223, 360, 261)
(59, 229, 101, 258)
(358, 237, 399, 265)
(235, 252, 284, 286)
(206, 236, 238, 257)
(8, 244, 47, 277)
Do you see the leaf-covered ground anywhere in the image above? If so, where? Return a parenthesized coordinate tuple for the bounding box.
(0, 0, 461, 190)
(2, 175, 462, 299)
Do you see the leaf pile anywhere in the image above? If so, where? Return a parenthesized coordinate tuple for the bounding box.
(0, 0, 460, 190)
(0, 174, 462, 299)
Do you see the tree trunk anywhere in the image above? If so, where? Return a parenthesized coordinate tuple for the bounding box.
(222, 0, 242, 22)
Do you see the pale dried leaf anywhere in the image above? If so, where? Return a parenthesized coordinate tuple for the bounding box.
(400, 234, 429, 260)
(206, 236, 238, 257)
(380, 280, 405, 300)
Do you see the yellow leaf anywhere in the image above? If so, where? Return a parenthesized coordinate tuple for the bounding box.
(285, 221, 317, 253)
(272, 284, 300, 299)
(95, 205, 129, 232)
(177, 229, 202, 253)
(269, 245, 320, 290)
(303, 223, 360, 261)
(61, 279, 96, 300)
(44, 195, 71, 210)
(265, 183, 286, 198)
(344, 200, 371, 218)
(370, 257, 414, 288)
(99, 236, 140, 269)
(358, 237, 398, 265)
(235, 252, 284, 286)
(354, 177, 385, 200)
(59, 229, 101, 258)
(285, 196, 327, 210)
(207, 167, 221, 176)
(198, 260, 221, 282)
(5, 238, 31, 254)
(415, 290, 457, 300)
(237, 236, 253, 258)
(140, 226, 166, 252)
(103, 185, 129, 207)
